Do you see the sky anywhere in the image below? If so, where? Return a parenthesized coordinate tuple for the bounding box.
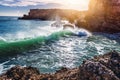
(0, 0, 90, 16)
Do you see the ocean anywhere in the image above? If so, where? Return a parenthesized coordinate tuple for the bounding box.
(0, 16, 120, 74)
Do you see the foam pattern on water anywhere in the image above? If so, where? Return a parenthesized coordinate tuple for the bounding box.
(0, 33, 120, 74)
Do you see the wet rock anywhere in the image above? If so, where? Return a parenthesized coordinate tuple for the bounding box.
(92, 51, 120, 79)
(107, 51, 120, 78)
(79, 61, 119, 80)
(0, 51, 120, 80)
(0, 66, 40, 80)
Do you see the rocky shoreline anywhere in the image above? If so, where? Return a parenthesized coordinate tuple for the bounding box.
(0, 51, 120, 80)
(3, 0, 119, 80)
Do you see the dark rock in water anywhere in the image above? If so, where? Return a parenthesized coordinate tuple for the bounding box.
(78, 32, 87, 37)
(0, 51, 120, 80)
(110, 51, 120, 59)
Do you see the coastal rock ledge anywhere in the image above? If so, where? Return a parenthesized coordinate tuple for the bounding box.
(0, 51, 120, 80)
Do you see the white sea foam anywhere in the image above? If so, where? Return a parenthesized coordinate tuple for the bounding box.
(0, 20, 91, 43)
(0, 36, 6, 42)
(0, 61, 10, 74)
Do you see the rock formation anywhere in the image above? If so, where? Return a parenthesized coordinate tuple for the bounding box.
(19, 0, 120, 33)
(76, 0, 120, 33)
(19, 9, 85, 23)
(0, 51, 120, 80)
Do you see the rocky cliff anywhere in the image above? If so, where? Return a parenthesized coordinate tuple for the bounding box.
(19, 0, 120, 33)
(0, 51, 120, 80)
(76, 0, 120, 33)
(19, 9, 85, 23)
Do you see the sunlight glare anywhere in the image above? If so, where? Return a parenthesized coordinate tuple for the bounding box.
(58, 0, 90, 10)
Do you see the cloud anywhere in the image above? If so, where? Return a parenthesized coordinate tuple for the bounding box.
(46, 3, 63, 7)
(0, 0, 62, 7)
(0, 0, 89, 10)
(0, 0, 44, 7)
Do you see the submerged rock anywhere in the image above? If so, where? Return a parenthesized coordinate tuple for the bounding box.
(0, 51, 120, 80)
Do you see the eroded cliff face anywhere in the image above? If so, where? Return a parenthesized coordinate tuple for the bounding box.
(77, 0, 120, 33)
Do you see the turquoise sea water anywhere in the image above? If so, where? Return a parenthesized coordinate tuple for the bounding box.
(0, 16, 120, 74)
